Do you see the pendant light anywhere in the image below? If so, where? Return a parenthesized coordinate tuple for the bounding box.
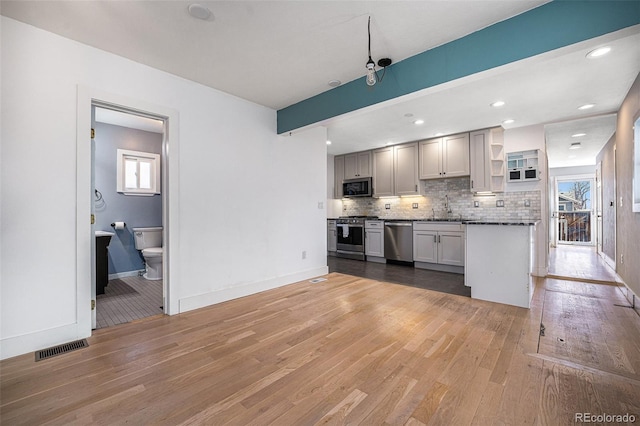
(365, 16, 392, 87)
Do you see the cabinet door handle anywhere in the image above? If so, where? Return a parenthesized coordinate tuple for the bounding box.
(471, 180, 474, 188)
(433, 235, 437, 243)
(415, 184, 418, 192)
(438, 235, 441, 243)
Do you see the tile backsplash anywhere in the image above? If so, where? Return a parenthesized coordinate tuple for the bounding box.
(340, 177, 541, 221)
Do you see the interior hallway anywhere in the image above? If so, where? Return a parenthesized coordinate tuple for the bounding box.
(548, 245, 619, 284)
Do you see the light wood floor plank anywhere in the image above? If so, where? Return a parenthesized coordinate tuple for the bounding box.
(2, 271, 640, 425)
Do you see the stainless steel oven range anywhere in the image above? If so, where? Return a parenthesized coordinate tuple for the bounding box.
(336, 216, 377, 261)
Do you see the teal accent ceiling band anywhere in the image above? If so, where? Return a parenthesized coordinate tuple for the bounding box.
(277, 0, 640, 134)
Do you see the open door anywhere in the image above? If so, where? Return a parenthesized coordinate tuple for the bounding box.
(555, 175, 595, 246)
(91, 105, 97, 329)
(596, 162, 603, 255)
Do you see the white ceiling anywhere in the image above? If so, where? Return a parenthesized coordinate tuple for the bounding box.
(3, 1, 639, 168)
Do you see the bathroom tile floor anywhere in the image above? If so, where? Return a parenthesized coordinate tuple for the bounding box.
(96, 275, 163, 329)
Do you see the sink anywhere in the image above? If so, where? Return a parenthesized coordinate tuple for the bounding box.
(95, 230, 115, 237)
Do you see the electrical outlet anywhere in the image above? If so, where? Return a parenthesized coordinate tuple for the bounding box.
(385, 204, 391, 210)
(496, 200, 505, 207)
(302, 251, 307, 260)
(317, 201, 323, 209)
(412, 203, 418, 209)
(621, 254, 624, 264)
(474, 201, 479, 208)
(524, 199, 531, 207)
(620, 196, 624, 207)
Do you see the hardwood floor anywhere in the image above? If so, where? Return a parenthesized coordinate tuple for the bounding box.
(2, 272, 639, 425)
(548, 245, 618, 284)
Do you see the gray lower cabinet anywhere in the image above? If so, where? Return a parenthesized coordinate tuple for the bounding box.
(327, 220, 337, 253)
(365, 220, 385, 262)
(413, 222, 464, 273)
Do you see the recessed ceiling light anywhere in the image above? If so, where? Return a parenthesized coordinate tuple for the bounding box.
(571, 133, 586, 138)
(328, 80, 341, 88)
(490, 101, 505, 108)
(586, 46, 611, 58)
(326, 140, 332, 145)
(578, 104, 595, 110)
(502, 119, 515, 125)
(435, 132, 444, 136)
(188, 4, 212, 20)
(414, 119, 424, 125)
(386, 141, 394, 146)
(569, 142, 582, 150)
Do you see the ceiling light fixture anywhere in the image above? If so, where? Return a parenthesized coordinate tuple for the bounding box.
(328, 80, 341, 88)
(578, 104, 595, 110)
(571, 133, 586, 138)
(586, 46, 611, 58)
(569, 142, 582, 150)
(414, 119, 424, 125)
(188, 4, 212, 20)
(490, 101, 506, 108)
(326, 140, 332, 145)
(502, 119, 515, 125)
(365, 16, 392, 87)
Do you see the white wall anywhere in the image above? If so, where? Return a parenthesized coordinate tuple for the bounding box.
(503, 124, 548, 276)
(1, 17, 328, 359)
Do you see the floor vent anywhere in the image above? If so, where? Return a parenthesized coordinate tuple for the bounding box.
(309, 278, 327, 283)
(35, 339, 89, 362)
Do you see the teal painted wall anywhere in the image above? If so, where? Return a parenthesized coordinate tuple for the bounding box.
(277, 1, 640, 134)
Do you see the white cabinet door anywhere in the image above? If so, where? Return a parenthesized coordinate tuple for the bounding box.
(438, 231, 465, 266)
(334, 155, 345, 198)
(344, 151, 372, 179)
(442, 133, 470, 177)
(469, 130, 490, 192)
(357, 151, 372, 177)
(419, 138, 442, 179)
(394, 143, 419, 196)
(327, 224, 337, 252)
(365, 229, 384, 257)
(343, 153, 358, 180)
(413, 230, 438, 263)
(373, 147, 394, 197)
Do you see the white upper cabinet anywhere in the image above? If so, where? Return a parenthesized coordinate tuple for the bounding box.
(373, 143, 419, 197)
(372, 147, 394, 197)
(334, 155, 345, 199)
(419, 133, 469, 179)
(394, 143, 420, 196)
(469, 128, 504, 193)
(343, 151, 372, 179)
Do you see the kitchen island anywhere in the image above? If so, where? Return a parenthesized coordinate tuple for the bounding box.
(464, 221, 538, 308)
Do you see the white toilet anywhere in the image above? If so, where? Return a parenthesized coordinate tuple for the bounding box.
(132, 227, 163, 280)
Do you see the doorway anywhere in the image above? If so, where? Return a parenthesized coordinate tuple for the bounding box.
(76, 86, 179, 335)
(554, 175, 595, 246)
(92, 106, 166, 329)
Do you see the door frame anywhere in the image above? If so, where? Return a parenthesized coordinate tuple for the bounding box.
(554, 173, 595, 246)
(76, 86, 180, 336)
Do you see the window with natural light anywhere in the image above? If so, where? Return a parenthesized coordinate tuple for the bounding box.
(117, 149, 160, 196)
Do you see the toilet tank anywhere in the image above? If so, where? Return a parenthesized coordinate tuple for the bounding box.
(132, 227, 163, 250)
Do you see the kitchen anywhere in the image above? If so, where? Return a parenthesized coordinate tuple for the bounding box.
(327, 126, 545, 308)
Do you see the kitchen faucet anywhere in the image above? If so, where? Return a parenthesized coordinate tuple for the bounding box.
(445, 194, 452, 216)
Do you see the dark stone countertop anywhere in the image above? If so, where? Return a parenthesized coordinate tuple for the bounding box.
(463, 220, 539, 226)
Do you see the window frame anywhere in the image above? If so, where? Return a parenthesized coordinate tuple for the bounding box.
(116, 149, 161, 196)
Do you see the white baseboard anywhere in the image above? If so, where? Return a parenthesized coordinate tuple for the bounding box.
(533, 266, 548, 278)
(178, 266, 329, 314)
(108, 270, 144, 280)
(600, 252, 616, 271)
(0, 323, 90, 361)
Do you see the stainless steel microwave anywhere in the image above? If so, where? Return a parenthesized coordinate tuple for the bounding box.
(342, 177, 372, 198)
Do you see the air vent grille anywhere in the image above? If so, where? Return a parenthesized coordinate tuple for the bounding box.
(35, 339, 89, 361)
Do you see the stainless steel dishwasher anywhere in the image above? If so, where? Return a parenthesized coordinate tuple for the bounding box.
(384, 221, 413, 262)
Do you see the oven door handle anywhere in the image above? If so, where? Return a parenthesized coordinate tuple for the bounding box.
(384, 222, 412, 227)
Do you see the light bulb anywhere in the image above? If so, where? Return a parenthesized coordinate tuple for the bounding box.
(366, 58, 376, 86)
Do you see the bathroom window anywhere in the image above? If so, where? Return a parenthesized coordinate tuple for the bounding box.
(117, 149, 160, 196)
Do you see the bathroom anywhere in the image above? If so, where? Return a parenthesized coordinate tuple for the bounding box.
(93, 109, 164, 329)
